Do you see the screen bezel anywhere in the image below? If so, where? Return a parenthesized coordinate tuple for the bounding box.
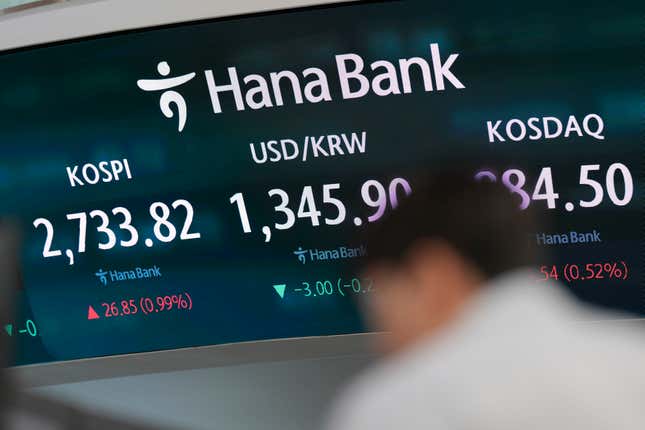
(12, 334, 381, 387)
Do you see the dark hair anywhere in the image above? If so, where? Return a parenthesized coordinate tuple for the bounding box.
(361, 171, 540, 279)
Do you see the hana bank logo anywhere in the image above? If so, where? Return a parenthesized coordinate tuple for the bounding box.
(136, 44, 465, 132)
(136, 61, 196, 132)
(95, 269, 108, 285)
(294, 247, 308, 265)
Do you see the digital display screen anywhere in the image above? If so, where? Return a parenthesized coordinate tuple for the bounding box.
(0, 0, 641, 366)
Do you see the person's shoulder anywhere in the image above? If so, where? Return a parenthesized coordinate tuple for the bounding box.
(573, 312, 645, 373)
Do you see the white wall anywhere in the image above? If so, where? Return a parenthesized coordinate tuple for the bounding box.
(0, 0, 346, 51)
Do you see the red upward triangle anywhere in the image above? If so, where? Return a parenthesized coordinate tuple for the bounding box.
(87, 306, 100, 320)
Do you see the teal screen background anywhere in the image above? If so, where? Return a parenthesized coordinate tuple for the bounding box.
(0, 0, 642, 365)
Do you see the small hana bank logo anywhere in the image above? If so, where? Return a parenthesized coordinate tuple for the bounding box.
(94, 266, 162, 285)
(137, 61, 196, 132)
(293, 245, 367, 265)
(95, 269, 108, 285)
(294, 247, 308, 264)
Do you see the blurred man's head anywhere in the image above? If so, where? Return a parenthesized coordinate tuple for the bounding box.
(361, 172, 539, 354)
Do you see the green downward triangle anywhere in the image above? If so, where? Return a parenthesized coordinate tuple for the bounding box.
(4, 324, 12, 336)
(273, 284, 286, 299)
